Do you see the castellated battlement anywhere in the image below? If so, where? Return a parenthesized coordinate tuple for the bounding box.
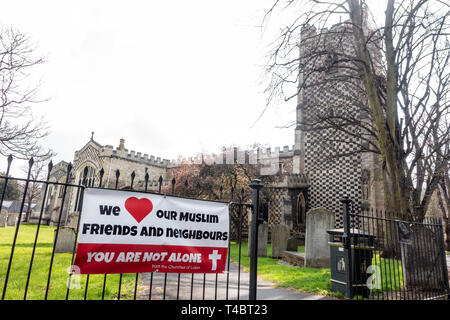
(300, 15, 360, 37)
(299, 22, 357, 61)
(300, 14, 376, 57)
(169, 145, 295, 166)
(259, 145, 294, 159)
(100, 144, 170, 167)
(286, 173, 309, 186)
(271, 173, 310, 188)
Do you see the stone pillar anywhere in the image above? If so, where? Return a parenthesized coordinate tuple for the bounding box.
(304, 207, 335, 267)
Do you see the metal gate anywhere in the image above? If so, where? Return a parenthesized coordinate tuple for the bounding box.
(340, 197, 450, 300)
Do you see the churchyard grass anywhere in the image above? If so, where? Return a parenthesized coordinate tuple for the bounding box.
(370, 254, 404, 294)
(229, 242, 409, 299)
(0, 224, 136, 300)
(229, 241, 343, 298)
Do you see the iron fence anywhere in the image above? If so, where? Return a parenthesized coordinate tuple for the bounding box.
(5, 156, 447, 301)
(0, 156, 254, 300)
(341, 198, 450, 300)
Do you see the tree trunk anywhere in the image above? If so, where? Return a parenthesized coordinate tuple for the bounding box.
(348, 0, 411, 219)
(437, 182, 450, 251)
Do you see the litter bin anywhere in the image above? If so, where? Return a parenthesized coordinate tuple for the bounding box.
(327, 228, 376, 298)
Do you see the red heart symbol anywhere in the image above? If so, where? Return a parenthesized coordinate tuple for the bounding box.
(124, 197, 153, 223)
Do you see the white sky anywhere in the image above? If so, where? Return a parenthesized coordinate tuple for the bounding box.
(1, 0, 297, 175)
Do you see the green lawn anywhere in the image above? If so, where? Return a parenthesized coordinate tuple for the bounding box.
(2, 225, 409, 300)
(0, 224, 136, 300)
(228, 242, 408, 299)
(229, 241, 343, 298)
(370, 254, 404, 293)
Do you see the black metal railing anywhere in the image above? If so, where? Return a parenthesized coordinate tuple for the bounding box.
(0, 156, 254, 300)
(341, 198, 450, 300)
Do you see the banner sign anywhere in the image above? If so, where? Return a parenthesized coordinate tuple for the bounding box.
(74, 188, 229, 274)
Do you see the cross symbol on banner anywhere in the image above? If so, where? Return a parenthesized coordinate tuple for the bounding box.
(208, 250, 222, 271)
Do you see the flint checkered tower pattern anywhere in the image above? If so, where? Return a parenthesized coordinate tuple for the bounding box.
(293, 22, 376, 227)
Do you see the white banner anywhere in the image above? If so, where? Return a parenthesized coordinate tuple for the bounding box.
(74, 188, 229, 274)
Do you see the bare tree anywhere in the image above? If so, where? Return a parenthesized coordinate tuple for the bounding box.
(0, 26, 52, 159)
(263, 0, 450, 221)
(20, 159, 48, 222)
(165, 146, 279, 201)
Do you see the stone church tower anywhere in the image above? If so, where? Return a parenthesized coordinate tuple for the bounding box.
(264, 19, 385, 233)
(292, 22, 385, 227)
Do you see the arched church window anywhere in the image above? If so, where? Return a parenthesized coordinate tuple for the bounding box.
(74, 165, 97, 211)
(297, 192, 306, 225)
(82, 166, 96, 187)
(58, 185, 64, 198)
(46, 185, 53, 208)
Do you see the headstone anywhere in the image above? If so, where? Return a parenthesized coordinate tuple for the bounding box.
(401, 224, 445, 289)
(54, 227, 77, 253)
(68, 212, 79, 229)
(248, 222, 268, 257)
(7, 213, 19, 226)
(0, 210, 7, 227)
(286, 237, 298, 251)
(271, 224, 290, 258)
(304, 207, 335, 268)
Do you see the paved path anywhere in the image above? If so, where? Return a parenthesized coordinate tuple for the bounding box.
(137, 261, 336, 300)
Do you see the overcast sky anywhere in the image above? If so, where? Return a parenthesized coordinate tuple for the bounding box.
(1, 0, 298, 174)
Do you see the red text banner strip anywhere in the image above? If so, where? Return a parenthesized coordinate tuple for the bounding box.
(74, 243, 228, 274)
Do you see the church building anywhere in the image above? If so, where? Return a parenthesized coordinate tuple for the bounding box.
(31, 134, 172, 226)
(32, 21, 385, 231)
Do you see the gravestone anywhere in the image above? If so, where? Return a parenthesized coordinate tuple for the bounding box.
(248, 221, 268, 257)
(54, 227, 77, 253)
(304, 207, 335, 268)
(286, 237, 298, 251)
(67, 212, 79, 229)
(400, 224, 446, 289)
(7, 213, 19, 226)
(0, 210, 7, 227)
(271, 224, 290, 258)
